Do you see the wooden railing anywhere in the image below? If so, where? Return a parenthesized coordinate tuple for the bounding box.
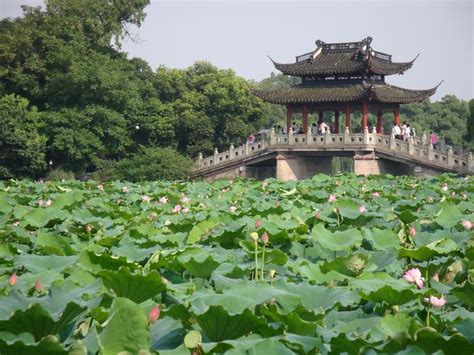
(194, 128, 473, 174)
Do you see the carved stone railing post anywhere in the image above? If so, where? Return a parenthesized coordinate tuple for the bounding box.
(389, 134, 396, 150)
(245, 141, 249, 155)
(344, 127, 350, 144)
(421, 132, 427, 145)
(468, 153, 473, 172)
(427, 144, 434, 161)
(306, 129, 312, 145)
(440, 138, 446, 154)
(363, 127, 369, 145)
(324, 130, 330, 145)
(213, 148, 218, 165)
(447, 147, 453, 166)
(408, 137, 414, 155)
(229, 144, 234, 160)
(270, 128, 276, 145)
(197, 153, 203, 168)
(288, 128, 294, 145)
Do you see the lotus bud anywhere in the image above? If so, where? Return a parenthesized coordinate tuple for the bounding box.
(441, 184, 448, 191)
(250, 232, 259, 242)
(149, 212, 158, 221)
(173, 204, 181, 213)
(159, 196, 168, 204)
(8, 273, 17, 286)
(98, 184, 104, 192)
(35, 279, 43, 293)
(122, 186, 129, 193)
(229, 206, 237, 213)
(261, 232, 269, 245)
(432, 273, 440, 282)
(161, 277, 168, 284)
(359, 205, 366, 214)
(45, 200, 52, 207)
(328, 194, 337, 202)
(372, 192, 380, 197)
(408, 226, 416, 237)
(85, 224, 93, 234)
(315, 211, 321, 219)
(269, 270, 276, 278)
(255, 219, 262, 229)
(142, 195, 151, 203)
(148, 305, 160, 324)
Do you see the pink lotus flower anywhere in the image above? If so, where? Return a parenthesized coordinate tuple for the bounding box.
(182, 207, 189, 214)
(462, 220, 472, 230)
(359, 205, 366, 214)
(35, 279, 43, 293)
(181, 196, 190, 204)
(173, 204, 181, 213)
(428, 295, 446, 307)
(229, 206, 237, 213)
(441, 184, 448, 192)
(402, 268, 424, 288)
(38, 199, 44, 207)
(328, 194, 337, 202)
(159, 196, 168, 204)
(261, 232, 269, 245)
(12, 221, 20, 227)
(432, 273, 440, 282)
(142, 195, 151, 203)
(148, 305, 160, 324)
(408, 226, 416, 238)
(45, 199, 52, 207)
(255, 219, 262, 229)
(122, 186, 129, 193)
(372, 192, 380, 197)
(8, 273, 17, 286)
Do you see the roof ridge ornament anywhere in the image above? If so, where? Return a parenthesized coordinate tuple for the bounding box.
(362, 36, 373, 45)
(315, 40, 326, 47)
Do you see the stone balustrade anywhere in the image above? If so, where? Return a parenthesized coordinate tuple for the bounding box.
(194, 128, 473, 174)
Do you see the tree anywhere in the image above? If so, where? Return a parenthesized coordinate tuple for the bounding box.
(0, 95, 46, 179)
(467, 99, 474, 147)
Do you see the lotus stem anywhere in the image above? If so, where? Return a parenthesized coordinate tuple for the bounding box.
(254, 241, 259, 280)
(260, 244, 266, 281)
(426, 306, 430, 328)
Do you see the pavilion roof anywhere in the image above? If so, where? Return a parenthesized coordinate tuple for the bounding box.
(252, 81, 441, 105)
(271, 37, 418, 77)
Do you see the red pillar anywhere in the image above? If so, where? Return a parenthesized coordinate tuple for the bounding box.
(302, 105, 308, 134)
(362, 101, 368, 131)
(286, 105, 292, 133)
(376, 111, 382, 134)
(335, 111, 340, 133)
(394, 107, 400, 126)
(345, 103, 351, 130)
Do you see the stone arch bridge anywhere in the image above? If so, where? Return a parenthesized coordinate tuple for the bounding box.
(191, 129, 473, 181)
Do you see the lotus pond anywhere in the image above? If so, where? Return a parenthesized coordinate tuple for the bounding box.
(0, 174, 473, 354)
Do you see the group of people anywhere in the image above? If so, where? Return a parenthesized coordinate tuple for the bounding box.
(274, 120, 334, 135)
(391, 121, 416, 141)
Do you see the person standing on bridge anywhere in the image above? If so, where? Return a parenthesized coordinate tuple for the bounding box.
(392, 123, 402, 140)
(430, 131, 438, 149)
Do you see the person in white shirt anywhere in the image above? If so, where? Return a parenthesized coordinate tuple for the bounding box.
(392, 124, 402, 139)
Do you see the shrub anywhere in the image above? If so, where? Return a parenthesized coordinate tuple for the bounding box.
(45, 168, 76, 181)
(114, 146, 192, 181)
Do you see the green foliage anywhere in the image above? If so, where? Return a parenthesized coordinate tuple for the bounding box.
(113, 146, 193, 181)
(0, 95, 46, 179)
(468, 99, 474, 148)
(0, 175, 473, 353)
(45, 169, 76, 181)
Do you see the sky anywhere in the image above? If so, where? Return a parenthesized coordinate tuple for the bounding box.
(1, 0, 473, 101)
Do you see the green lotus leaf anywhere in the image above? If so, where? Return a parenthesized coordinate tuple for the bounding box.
(380, 313, 413, 344)
(360, 285, 418, 305)
(0, 302, 85, 341)
(362, 227, 400, 250)
(79, 251, 139, 272)
(50, 191, 83, 210)
(225, 337, 295, 355)
(451, 281, 474, 307)
(195, 305, 269, 341)
(414, 327, 474, 354)
(179, 255, 219, 278)
(23, 207, 69, 228)
(98, 267, 166, 303)
(14, 254, 77, 273)
(435, 204, 464, 228)
(99, 297, 150, 355)
(35, 233, 75, 256)
(0, 332, 67, 355)
(311, 224, 363, 252)
(150, 317, 186, 351)
(187, 219, 221, 244)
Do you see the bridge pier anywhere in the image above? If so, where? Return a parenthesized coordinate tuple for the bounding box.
(353, 153, 412, 176)
(276, 154, 332, 181)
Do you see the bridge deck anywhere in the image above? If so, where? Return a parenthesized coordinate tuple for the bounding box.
(192, 129, 473, 178)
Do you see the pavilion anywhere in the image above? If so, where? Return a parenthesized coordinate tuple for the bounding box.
(253, 37, 441, 134)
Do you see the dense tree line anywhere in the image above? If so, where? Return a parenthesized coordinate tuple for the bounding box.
(0, 1, 269, 180)
(0, 2, 471, 180)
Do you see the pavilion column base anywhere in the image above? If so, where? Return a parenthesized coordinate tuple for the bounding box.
(276, 154, 332, 181)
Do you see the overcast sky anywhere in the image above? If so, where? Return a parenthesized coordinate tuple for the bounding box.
(1, 0, 473, 101)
